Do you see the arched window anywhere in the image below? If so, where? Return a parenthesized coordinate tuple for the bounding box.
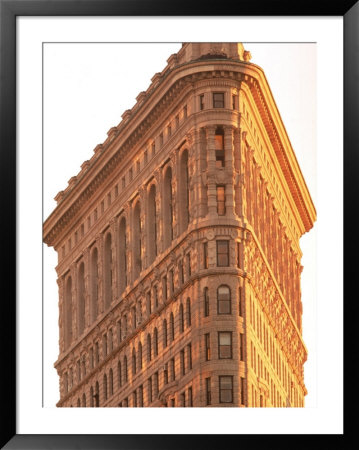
(163, 319, 168, 348)
(170, 313, 175, 341)
(132, 348, 137, 376)
(179, 304, 184, 333)
(147, 334, 152, 362)
(163, 166, 173, 248)
(118, 216, 127, 292)
(186, 298, 191, 327)
(104, 232, 113, 310)
(138, 342, 143, 370)
(77, 263, 85, 336)
(103, 373, 108, 401)
(148, 184, 157, 264)
(123, 356, 128, 383)
(90, 386, 94, 407)
(82, 393, 86, 407)
(64, 276, 73, 349)
(153, 328, 158, 357)
(90, 247, 99, 323)
(117, 360, 122, 388)
(179, 149, 190, 233)
(133, 201, 142, 278)
(109, 369, 113, 396)
(217, 285, 231, 314)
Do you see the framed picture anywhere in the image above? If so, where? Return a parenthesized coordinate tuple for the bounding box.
(1, 1, 354, 448)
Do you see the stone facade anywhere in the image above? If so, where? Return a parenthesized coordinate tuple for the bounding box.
(43, 43, 316, 407)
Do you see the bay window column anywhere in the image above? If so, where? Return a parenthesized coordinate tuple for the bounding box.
(154, 168, 164, 253)
(70, 264, 78, 342)
(57, 276, 65, 353)
(139, 187, 147, 270)
(205, 125, 217, 218)
(223, 125, 236, 218)
(109, 218, 118, 302)
(83, 248, 91, 329)
(96, 235, 104, 314)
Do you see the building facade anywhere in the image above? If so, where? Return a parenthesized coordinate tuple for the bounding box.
(43, 43, 316, 408)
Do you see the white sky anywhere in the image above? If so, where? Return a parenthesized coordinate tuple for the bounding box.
(43, 42, 317, 408)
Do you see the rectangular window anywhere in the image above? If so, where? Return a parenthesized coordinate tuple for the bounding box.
(215, 150, 225, 168)
(213, 92, 224, 108)
(217, 285, 231, 314)
(199, 94, 204, 110)
(163, 364, 168, 385)
(171, 398, 175, 407)
(238, 288, 243, 317)
(167, 125, 171, 137)
(217, 186, 226, 215)
(148, 378, 152, 404)
(240, 333, 244, 361)
(183, 105, 187, 119)
(152, 142, 156, 156)
(179, 260, 184, 285)
(144, 150, 148, 164)
(139, 385, 143, 407)
(170, 357, 175, 381)
(122, 176, 125, 189)
(176, 114, 179, 128)
(114, 185, 119, 197)
(159, 132, 163, 147)
(237, 242, 241, 268)
(136, 160, 140, 174)
(219, 376, 233, 403)
(162, 276, 167, 301)
(217, 240, 229, 266)
(218, 332, 232, 359)
(154, 285, 158, 308)
(180, 392, 186, 407)
(187, 253, 191, 277)
(129, 168, 133, 181)
(107, 193, 111, 206)
(169, 269, 174, 295)
(180, 349, 185, 375)
(146, 291, 152, 315)
(232, 94, 238, 110)
(188, 387, 193, 407)
(154, 372, 159, 397)
(132, 390, 137, 407)
(205, 333, 211, 361)
(206, 377, 211, 405)
(204, 288, 210, 317)
(203, 242, 208, 269)
(187, 343, 192, 370)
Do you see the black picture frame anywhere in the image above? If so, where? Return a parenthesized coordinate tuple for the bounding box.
(1, 1, 356, 448)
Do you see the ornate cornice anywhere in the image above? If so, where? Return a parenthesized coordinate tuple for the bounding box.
(44, 57, 315, 248)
